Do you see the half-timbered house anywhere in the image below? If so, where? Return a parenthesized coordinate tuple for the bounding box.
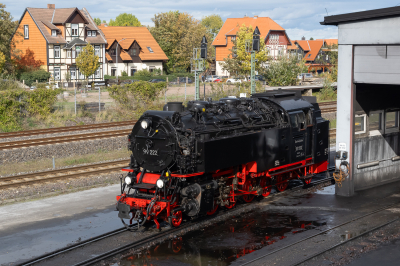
(13, 4, 107, 82)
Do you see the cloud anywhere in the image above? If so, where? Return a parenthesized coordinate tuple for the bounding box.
(4, 0, 397, 39)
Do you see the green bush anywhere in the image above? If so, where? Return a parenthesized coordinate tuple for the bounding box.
(121, 71, 128, 76)
(135, 69, 152, 77)
(20, 70, 51, 87)
(0, 89, 24, 131)
(26, 87, 61, 118)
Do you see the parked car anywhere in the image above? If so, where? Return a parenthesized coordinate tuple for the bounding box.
(226, 78, 242, 84)
(149, 79, 166, 83)
(255, 75, 265, 81)
(213, 78, 222, 83)
(170, 77, 193, 84)
(205, 75, 220, 82)
(30, 86, 36, 90)
(297, 73, 313, 80)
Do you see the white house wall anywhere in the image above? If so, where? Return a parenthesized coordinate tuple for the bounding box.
(107, 61, 163, 76)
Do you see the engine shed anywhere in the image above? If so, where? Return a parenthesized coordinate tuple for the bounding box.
(322, 6, 400, 196)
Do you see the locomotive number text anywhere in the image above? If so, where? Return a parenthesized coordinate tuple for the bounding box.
(143, 149, 158, 156)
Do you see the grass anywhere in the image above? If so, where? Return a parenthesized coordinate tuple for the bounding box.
(329, 119, 336, 129)
(0, 149, 131, 177)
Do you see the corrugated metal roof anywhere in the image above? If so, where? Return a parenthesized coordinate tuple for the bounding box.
(321, 6, 400, 25)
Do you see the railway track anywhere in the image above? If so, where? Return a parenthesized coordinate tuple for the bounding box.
(318, 101, 336, 107)
(0, 129, 131, 150)
(0, 159, 130, 189)
(240, 200, 400, 266)
(16, 172, 335, 266)
(0, 120, 135, 139)
(329, 129, 336, 138)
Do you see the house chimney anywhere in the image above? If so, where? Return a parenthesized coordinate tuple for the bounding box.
(47, 4, 55, 9)
(301, 36, 305, 40)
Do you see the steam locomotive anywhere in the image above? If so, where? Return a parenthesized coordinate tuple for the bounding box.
(117, 89, 329, 229)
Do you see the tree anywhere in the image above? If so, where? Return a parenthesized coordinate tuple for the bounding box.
(0, 4, 20, 75)
(76, 43, 100, 91)
(310, 37, 314, 40)
(109, 13, 141, 26)
(265, 55, 307, 86)
(0, 52, 5, 73)
(220, 25, 269, 77)
(20, 70, 51, 86)
(15, 48, 44, 72)
(150, 11, 213, 73)
(93, 18, 101, 25)
(201, 14, 223, 38)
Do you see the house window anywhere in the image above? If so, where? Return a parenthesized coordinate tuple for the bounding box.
(110, 49, 116, 56)
(71, 24, 78, 36)
(92, 31, 96, 36)
(131, 48, 137, 56)
(130, 67, 137, 76)
(149, 66, 155, 72)
(70, 68, 76, 80)
(54, 68, 60, 80)
(54, 46, 60, 58)
(76, 46, 81, 57)
(111, 68, 117, 76)
(87, 30, 92, 37)
(355, 114, 366, 134)
(385, 111, 398, 131)
(52, 30, 57, 37)
(326, 55, 329, 61)
(231, 36, 236, 42)
(147, 47, 154, 53)
(24, 25, 29, 39)
(95, 68, 100, 78)
(79, 69, 85, 79)
(95, 46, 100, 56)
(67, 50, 71, 58)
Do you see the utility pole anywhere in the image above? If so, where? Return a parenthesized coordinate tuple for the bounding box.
(191, 36, 207, 100)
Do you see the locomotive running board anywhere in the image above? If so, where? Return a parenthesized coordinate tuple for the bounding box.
(268, 162, 315, 176)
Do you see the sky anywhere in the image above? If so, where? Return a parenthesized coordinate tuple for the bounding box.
(4, 0, 400, 40)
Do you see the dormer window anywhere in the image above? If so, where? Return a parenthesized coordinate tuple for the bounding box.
(131, 48, 137, 56)
(110, 49, 116, 56)
(92, 31, 96, 36)
(147, 47, 154, 53)
(52, 30, 57, 37)
(87, 31, 92, 37)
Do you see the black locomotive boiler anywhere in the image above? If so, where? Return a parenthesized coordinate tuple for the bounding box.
(117, 89, 329, 229)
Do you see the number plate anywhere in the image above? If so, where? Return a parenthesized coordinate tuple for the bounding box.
(143, 149, 158, 156)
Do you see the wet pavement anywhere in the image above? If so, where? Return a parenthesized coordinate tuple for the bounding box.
(0, 206, 121, 265)
(117, 180, 400, 266)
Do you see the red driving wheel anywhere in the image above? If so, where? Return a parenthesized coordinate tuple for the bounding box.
(225, 199, 236, 209)
(206, 200, 218, 215)
(260, 178, 272, 197)
(241, 182, 255, 202)
(276, 175, 288, 192)
(171, 211, 182, 227)
(304, 178, 312, 185)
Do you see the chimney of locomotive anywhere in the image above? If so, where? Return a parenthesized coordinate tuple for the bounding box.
(252, 26, 260, 51)
(200, 35, 207, 59)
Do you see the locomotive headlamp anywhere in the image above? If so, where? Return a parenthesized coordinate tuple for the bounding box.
(125, 176, 132, 185)
(156, 179, 164, 188)
(141, 119, 151, 129)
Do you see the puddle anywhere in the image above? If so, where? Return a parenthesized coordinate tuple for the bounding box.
(315, 185, 335, 195)
(120, 211, 326, 266)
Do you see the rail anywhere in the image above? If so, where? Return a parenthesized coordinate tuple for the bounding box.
(0, 159, 130, 189)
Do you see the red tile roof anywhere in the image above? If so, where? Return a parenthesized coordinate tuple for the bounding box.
(212, 16, 284, 46)
(120, 50, 133, 61)
(105, 52, 112, 61)
(98, 25, 168, 61)
(316, 39, 338, 46)
(295, 40, 324, 61)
